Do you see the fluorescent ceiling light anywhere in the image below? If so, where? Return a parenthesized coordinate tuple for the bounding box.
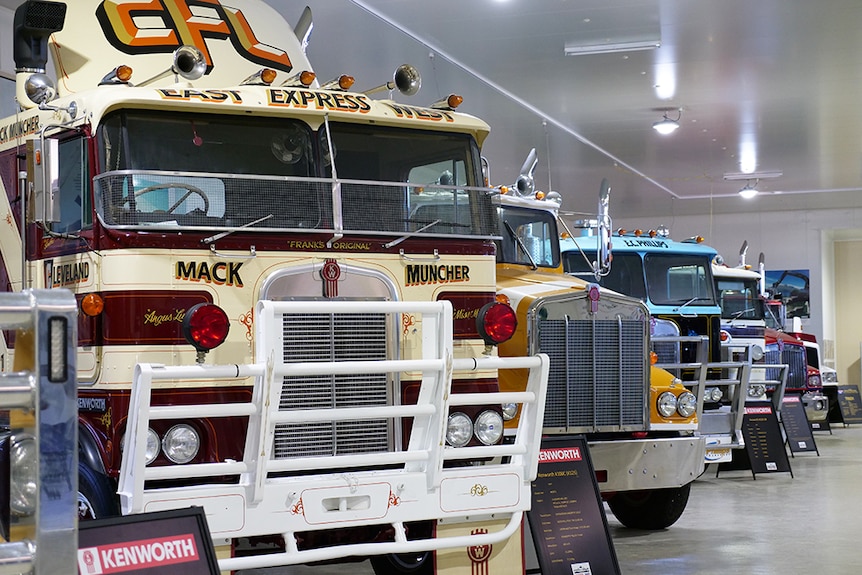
(564, 39, 660, 56)
(723, 170, 783, 181)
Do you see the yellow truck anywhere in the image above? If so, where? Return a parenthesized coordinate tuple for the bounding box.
(491, 151, 705, 529)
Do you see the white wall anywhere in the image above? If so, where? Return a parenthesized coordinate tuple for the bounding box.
(617, 204, 862, 382)
(0, 7, 12, 76)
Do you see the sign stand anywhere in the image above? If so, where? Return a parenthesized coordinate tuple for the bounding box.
(526, 436, 620, 575)
(780, 394, 819, 456)
(835, 384, 862, 426)
(810, 418, 832, 434)
(717, 401, 793, 479)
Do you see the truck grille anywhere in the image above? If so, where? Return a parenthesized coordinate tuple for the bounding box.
(765, 343, 807, 390)
(273, 312, 393, 459)
(538, 319, 646, 431)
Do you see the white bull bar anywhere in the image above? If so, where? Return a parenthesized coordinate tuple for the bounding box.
(118, 300, 548, 572)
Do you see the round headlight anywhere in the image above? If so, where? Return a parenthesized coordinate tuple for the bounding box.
(501, 402, 519, 421)
(657, 392, 678, 418)
(750, 344, 765, 361)
(446, 412, 473, 447)
(474, 410, 504, 445)
(815, 400, 826, 411)
(145, 428, 161, 465)
(808, 375, 821, 388)
(9, 435, 37, 517)
(748, 383, 767, 398)
(162, 424, 200, 464)
(121, 427, 161, 465)
(676, 391, 697, 418)
(709, 387, 724, 402)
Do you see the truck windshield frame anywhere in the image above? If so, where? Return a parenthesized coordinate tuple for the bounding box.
(643, 254, 717, 307)
(93, 109, 497, 238)
(716, 277, 766, 320)
(496, 205, 559, 267)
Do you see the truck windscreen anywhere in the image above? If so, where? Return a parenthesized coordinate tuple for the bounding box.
(496, 205, 559, 267)
(715, 278, 765, 320)
(93, 110, 495, 237)
(643, 254, 717, 307)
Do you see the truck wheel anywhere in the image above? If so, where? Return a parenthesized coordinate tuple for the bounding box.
(78, 462, 119, 521)
(369, 552, 432, 575)
(606, 484, 691, 530)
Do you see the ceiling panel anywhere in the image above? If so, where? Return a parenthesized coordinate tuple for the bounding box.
(1, 0, 860, 220)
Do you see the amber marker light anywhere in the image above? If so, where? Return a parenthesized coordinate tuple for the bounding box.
(430, 94, 464, 110)
(81, 293, 105, 317)
(300, 71, 316, 86)
(260, 68, 277, 85)
(650, 351, 658, 365)
(338, 75, 355, 90)
(116, 65, 133, 82)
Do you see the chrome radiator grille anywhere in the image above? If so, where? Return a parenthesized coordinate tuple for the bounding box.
(538, 319, 647, 431)
(765, 344, 807, 390)
(273, 312, 393, 459)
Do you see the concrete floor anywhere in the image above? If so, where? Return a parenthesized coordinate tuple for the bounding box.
(241, 424, 862, 575)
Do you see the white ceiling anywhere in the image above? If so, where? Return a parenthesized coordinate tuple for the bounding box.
(4, 0, 861, 220)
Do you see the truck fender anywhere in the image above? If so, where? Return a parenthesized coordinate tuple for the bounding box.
(78, 422, 107, 476)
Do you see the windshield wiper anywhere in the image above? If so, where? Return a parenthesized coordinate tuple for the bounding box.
(504, 221, 537, 270)
(730, 308, 757, 320)
(202, 214, 273, 244)
(673, 296, 711, 317)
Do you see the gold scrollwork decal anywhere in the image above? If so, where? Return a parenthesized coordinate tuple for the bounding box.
(469, 484, 489, 497)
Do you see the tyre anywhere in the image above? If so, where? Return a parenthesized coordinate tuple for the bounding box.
(369, 551, 432, 575)
(78, 462, 119, 521)
(606, 483, 691, 530)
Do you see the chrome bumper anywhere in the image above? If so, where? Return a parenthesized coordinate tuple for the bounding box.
(588, 436, 706, 492)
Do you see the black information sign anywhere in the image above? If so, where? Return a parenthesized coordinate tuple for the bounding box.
(718, 401, 792, 479)
(835, 385, 862, 425)
(78, 507, 220, 575)
(527, 436, 620, 575)
(780, 395, 819, 455)
(810, 418, 831, 433)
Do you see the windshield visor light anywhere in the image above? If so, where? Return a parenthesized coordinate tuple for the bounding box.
(676, 391, 697, 418)
(474, 410, 504, 445)
(477, 302, 517, 345)
(162, 424, 200, 464)
(501, 402, 519, 421)
(9, 435, 37, 517)
(657, 392, 678, 418)
(446, 412, 473, 447)
(182, 303, 230, 351)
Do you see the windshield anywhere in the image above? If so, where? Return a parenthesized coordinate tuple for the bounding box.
(496, 205, 559, 267)
(716, 277, 765, 320)
(564, 252, 646, 300)
(94, 110, 495, 237)
(643, 254, 716, 306)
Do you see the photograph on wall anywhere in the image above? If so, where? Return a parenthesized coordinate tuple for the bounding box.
(765, 269, 810, 318)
